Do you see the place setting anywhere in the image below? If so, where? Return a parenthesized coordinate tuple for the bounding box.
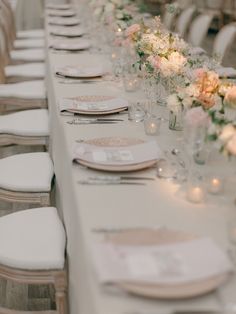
(59, 95, 128, 116)
(46, 9, 76, 17)
(48, 17, 81, 27)
(45, 3, 72, 10)
(49, 38, 91, 52)
(91, 227, 233, 299)
(49, 26, 86, 38)
(73, 137, 161, 173)
(55, 64, 107, 83)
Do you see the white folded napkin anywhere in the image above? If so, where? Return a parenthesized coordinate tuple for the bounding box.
(59, 97, 128, 113)
(73, 140, 161, 166)
(91, 237, 233, 284)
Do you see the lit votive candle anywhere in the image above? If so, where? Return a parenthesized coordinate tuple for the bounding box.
(187, 186, 205, 203)
(144, 115, 161, 135)
(123, 76, 140, 92)
(208, 177, 223, 194)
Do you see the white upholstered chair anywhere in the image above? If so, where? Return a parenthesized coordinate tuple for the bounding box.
(0, 1, 45, 64)
(212, 23, 236, 64)
(188, 14, 214, 47)
(0, 152, 54, 206)
(175, 5, 196, 38)
(0, 80, 47, 111)
(0, 206, 67, 314)
(1, 0, 45, 48)
(0, 25, 45, 81)
(162, 2, 179, 30)
(205, 0, 224, 29)
(0, 109, 49, 146)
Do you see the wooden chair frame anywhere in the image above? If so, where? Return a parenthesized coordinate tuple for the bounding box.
(0, 188, 51, 206)
(0, 134, 48, 146)
(0, 262, 67, 314)
(0, 98, 47, 113)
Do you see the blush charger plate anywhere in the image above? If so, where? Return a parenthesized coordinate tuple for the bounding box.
(104, 228, 229, 299)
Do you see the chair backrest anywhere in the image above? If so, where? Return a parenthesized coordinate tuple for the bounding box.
(188, 14, 214, 47)
(178, 0, 193, 9)
(175, 5, 196, 38)
(206, 0, 223, 9)
(213, 23, 236, 63)
(162, 2, 179, 30)
(1, 0, 16, 46)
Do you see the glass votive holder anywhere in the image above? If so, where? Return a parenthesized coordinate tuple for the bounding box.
(186, 174, 205, 204)
(144, 114, 161, 136)
(123, 75, 140, 92)
(206, 176, 224, 195)
(128, 101, 146, 122)
(186, 184, 205, 203)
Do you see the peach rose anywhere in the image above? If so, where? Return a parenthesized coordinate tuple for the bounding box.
(224, 86, 236, 108)
(219, 124, 236, 142)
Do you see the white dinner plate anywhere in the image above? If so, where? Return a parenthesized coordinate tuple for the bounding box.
(48, 17, 80, 26)
(74, 138, 159, 172)
(46, 4, 72, 10)
(47, 9, 75, 17)
(50, 27, 85, 37)
(104, 228, 231, 299)
(56, 65, 105, 78)
(50, 39, 91, 51)
(59, 96, 128, 115)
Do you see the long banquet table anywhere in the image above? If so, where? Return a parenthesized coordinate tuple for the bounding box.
(45, 3, 236, 314)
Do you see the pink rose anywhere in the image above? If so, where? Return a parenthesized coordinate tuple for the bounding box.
(194, 68, 205, 78)
(147, 55, 160, 70)
(125, 24, 140, 38)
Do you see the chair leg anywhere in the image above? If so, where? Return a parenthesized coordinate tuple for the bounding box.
(55, 289, 67, 314)
(54, 271, 67, 314)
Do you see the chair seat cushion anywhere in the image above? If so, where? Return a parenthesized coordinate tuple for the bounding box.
(0, 207, 65, 270)
(17, 29, 45, 39)
(14, 39, 45, 49)
(0, 81, 46, 99)
(5, 63, 45, 78)
(10, 49, 45, 62)
(0, 152, 54, 192)
(0, 109, 49, 136)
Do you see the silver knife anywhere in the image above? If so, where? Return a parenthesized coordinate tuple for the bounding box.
(88, 176, 155, 181)
(67, 121, 117, 125)
(77, 180, 146, 185)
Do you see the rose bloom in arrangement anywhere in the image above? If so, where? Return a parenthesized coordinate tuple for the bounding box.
(224, 86, 236, 109)
(193, 69, 220, 109)
(147, 51, 187, 77)
(219, 124, 236, 156)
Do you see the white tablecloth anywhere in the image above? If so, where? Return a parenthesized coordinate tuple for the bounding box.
(45, 4, 236, 314)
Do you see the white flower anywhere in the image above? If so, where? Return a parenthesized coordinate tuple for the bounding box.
(167, 94, 180, 112)
(182, 95, 193, 108)
(226, 133, 236, 155)
(104, 3, 115, 13)
(219, 124, 236, 143)
(110, 0, 122, 5)
(115, 12, 123, 19)
(94, 7, 103, 16)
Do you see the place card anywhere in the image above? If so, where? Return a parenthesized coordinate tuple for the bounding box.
(92, 150, 134, 163)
